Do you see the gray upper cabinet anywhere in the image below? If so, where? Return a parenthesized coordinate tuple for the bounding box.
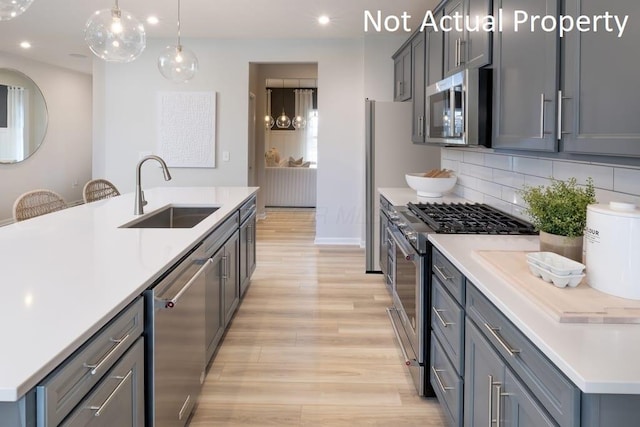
(412, 31, 427, 143)
(443, 0, 492, 77)
(561, 0, 640, 157)
(393, 44, 412, 101)
(427, 8, 444, 86)
(492, 0, 559, 152)
(443, 0, 465, 76)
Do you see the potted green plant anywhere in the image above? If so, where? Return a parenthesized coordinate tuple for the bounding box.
(519, 177, 596, 261)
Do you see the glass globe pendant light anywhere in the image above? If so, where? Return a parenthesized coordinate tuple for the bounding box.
(0, 0, 34, 21)
(158, 0, 198, 83)
(84, 0, 146, 63)
(264, 89, 274, 130)
(292, 114, 306, 129)
(275, 83, 291, 129)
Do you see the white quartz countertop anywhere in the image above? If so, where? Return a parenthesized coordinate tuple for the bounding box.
(0, 186, 258, 402)
(429, 233, 640, 394)
(378, 187, 467, 206)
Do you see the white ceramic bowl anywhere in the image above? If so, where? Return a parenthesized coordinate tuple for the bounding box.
(405, 173, 457, 198)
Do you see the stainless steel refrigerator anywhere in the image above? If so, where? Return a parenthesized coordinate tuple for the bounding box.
(364, 99, 441, 272)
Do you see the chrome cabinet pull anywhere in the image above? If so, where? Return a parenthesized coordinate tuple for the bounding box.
(433, 264, 452, 281)
(539, 94, 553, 139)
(222, 254, 228, 280)
(432, 307, 453, 328)
(431, 366, 454, 393)
(163, 258, 212, 309)
(454, 39, 459, 67)
(386, 307, 415, 367)
(495, 384, 503, 427)
(458, 39, 465, 66)
(488, 375, 502, 425)
(557, 90, 572, 140)
(88, 370, 132, 416)
(178, 394, 191, 420)
(484, 323, 521, 356)
(83, 334, 131, 376)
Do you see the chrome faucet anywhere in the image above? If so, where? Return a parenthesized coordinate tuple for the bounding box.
(134, 155, 172, 215)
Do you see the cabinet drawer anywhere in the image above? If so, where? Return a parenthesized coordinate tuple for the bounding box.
(203, 212, 239, 255)
(430, 333, 463, 427)
(37, 298, 144, 426)
(466, 284, 580, 427)
(60, 337, 145, 427)
(432, 248, 464, 304)
(239, 196, 256, 224)
(431, 277, 464, 375)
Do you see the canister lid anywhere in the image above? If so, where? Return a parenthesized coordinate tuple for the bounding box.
(588, 202, 640, 218)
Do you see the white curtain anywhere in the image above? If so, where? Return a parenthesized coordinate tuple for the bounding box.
(7, 86, 25, 160)
(294, 89, 317, 165)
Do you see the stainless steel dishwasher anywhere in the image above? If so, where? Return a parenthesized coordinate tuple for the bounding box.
(145, 243, 209, 427)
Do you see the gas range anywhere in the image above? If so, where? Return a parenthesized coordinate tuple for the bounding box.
(390, 202, 537, 253)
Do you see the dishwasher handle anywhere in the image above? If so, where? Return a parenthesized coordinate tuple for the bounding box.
(160, 258, 212, 309)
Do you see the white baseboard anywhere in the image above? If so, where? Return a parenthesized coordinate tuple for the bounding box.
(314, 237, 361, 246)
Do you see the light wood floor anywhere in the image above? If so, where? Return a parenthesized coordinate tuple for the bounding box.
(189, 209, 446, 426)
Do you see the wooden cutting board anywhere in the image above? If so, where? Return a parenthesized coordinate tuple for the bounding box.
(474, 250, 640, 324)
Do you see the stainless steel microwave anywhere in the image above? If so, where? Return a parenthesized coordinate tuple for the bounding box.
(425, 68, 491, 146)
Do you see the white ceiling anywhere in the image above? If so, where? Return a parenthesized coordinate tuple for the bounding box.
(0, 0, 438, 74)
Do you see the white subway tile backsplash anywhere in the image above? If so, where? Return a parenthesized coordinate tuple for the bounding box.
(477, 180, 502, 199)
(493, 169, 525, 189)
(463, 150, 485, 166)
(484, 153, 513, 171)
(442, 149, 635, 216)
(614, 168, 640, 196)
(513, 157, 553, 178)
(460, 162, 493, 181)
(442, 148, 464, 161)
(552, 161, 613, 190)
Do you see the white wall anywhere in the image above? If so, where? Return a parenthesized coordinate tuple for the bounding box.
(0, 53, 92, 222)
(94, 37, 402, 243)
(442, 147, 640, 218)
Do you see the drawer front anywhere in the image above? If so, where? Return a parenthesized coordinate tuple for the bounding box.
(466, 284, 580, 427)
(431, 277, 464, 375)
(239, 196, 256, 224)
(432, 248, 465, 304)
(37, 298, 144, 427)
(60, 337, 145, 427)
(430, 333, 463, 427)
(203, 212, 239, 255)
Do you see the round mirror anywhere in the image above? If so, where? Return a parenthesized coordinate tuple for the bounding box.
(0, 68, 48, 164)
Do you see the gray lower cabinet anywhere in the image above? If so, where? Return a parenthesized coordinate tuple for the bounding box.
(37, 298, 145, 426)
(239, 196, 257, 298)
(205, 248, 225, 364)
(464, 320, 556, 427)
(492, 0, 559, 152)
(560, 0, 640, 157)
(60, 338, 145, 427)
(222, 230, 240, 327)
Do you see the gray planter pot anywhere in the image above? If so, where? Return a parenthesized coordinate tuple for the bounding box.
(539, 230, 583, 262)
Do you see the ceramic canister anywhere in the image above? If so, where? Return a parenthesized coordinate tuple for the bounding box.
(585, 202, 640, 300)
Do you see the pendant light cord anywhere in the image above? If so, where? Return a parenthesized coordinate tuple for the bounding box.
(176, 0, 182, 47)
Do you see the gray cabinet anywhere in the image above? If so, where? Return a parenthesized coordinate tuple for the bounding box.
(412, 31, 427, 143)
(427, 8, 444, 86)
(239, 196, 257, 298)
(222, 230, 240, 327)
(464, 320, 556, 427)
(205, 249, 224, 363)
(443, 0, 492, 77)
(492, 0, 559, 152)
(560, 0, 640, 157)
(393, 43, 412, 101)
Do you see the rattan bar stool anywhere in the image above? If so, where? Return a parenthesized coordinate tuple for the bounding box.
(83, 179, 120, 203)
(13, 189, 67, 222)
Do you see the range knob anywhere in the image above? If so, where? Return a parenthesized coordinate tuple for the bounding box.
(397, 222, 408, 229)
(405, 232, 418, 243)
(389, 214, 400, 221)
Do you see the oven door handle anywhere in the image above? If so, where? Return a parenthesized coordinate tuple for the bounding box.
(390, 229, 417, 261)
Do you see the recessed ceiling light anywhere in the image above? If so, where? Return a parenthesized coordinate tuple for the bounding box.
(318, 15, 330, 25)
(19, 41, 31, 49)
(147, 16, 159, 25)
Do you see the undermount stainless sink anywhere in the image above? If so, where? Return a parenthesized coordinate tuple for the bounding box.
(121, 206, 219, 229)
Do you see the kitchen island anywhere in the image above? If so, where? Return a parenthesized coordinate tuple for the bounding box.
(0, 187, 258, 423)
